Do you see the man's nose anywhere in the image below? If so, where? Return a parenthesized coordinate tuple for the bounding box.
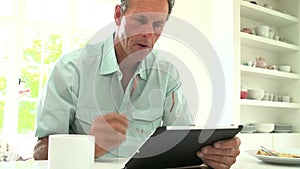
(140, 23, 155, 38)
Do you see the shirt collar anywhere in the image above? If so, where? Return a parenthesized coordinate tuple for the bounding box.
(98, 33, 156, 81)
(99, 34, 119, 75)
(136, 60, 148, 80)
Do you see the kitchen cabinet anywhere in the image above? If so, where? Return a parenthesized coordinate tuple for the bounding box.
(235, 0, 300, 149)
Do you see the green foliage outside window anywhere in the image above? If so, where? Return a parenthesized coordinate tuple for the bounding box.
(17, 33, 63, 133)
(23, 39, 42, 63)
(23, 34, 62, 64)
(20, 66, 39, 98)
(0, 76, 6, 96)
(1, 33, 88, 133)
(0, 101, 4, 133)
(18, 101, 36, 133)
(0, 67, 7, 132)
(45, 34, 63, 64)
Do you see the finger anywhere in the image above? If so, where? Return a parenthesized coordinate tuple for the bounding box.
(200, 153, 237, 168)
(110, 122, 128, 135)
(213, 137, 241, 149)
(103, 113, 129, 128)
(95, 113, 128, 132)
(200, 146, 240, 157)
(95, 133, 125, 148)
(202, 159, 231, 169)
(203, 154, 236, 166)
(98, 133, 124, 144)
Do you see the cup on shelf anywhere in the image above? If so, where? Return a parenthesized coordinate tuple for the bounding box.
(278, 65, 291, 73)
(255, 26, 275, 39)
(274, 34, 280, 41)
(255, 123, 275, 133)
(261, 92, 269, 101)
(247, 61, 254, 66)
(247, 89, 264, 100)
(282, 95, 291, 103)
(268, 93, 274, 101)
(273, 95, 278, 102)
(263, 3, 273, 10)
(249, 1, 257, 5)
(277, 95, 283, 102)
(269, 30, 274, 39)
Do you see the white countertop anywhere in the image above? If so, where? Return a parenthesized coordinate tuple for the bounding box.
(0, 152, 299, 169)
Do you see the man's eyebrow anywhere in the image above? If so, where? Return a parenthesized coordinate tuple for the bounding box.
(134, 13, 166, 22)
(156, 19, 165, 23)
(134, 14, 147, 19)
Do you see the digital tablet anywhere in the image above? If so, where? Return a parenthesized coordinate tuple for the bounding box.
(122, 125, 243, 169)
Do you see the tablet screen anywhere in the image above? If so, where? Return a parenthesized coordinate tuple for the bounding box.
(123, 125, 243, 169)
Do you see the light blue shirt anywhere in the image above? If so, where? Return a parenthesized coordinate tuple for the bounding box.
(35, 34, 194, 158)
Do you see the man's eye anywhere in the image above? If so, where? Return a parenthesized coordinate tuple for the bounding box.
(135, 18, 147, 24)
(153, 22, 164, 31)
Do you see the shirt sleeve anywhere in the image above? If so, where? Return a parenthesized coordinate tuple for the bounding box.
(162, 64, 195, 126)
(35, 54, 78, 138)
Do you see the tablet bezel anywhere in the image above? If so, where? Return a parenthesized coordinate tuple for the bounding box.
(123, 125, 243, 169)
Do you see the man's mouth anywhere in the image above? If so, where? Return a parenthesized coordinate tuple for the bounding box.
(137, 43, 150, 48)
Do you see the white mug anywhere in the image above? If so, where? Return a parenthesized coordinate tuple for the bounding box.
(48, 134, 95, 169)
(255, 26, 274, 38)
(282, 96, 290, 103)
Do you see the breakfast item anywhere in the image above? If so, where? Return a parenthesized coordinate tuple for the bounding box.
(257, 149, 300, 158)
(241, 28, 254, 34)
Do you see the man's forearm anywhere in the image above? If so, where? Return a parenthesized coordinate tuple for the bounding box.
(33, 137, 49, 160)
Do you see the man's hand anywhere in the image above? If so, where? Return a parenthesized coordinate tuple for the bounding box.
(89, 113, 129, 158)
(197, 137, 241, 169)
(33, 137, 49, 160)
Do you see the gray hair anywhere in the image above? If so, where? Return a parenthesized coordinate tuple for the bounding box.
(120, 0, 175, 19)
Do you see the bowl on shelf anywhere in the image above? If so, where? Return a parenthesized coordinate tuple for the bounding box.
(274, 124, 293, 133)
(255, 123, 275, 133)
(240, 91, 248, 99)
(241, 124, 256, 133)
(247, 89, 264, 100)
(278, 65, 291, 73)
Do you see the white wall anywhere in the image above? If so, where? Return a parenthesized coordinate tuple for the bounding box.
(211, 0, 237, 125)
(157, 0, 236, 126)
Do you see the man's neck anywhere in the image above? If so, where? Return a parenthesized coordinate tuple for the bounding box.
(119, 57, 139, 90)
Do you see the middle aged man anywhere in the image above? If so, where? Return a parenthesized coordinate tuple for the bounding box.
(34, 0, 241, 168)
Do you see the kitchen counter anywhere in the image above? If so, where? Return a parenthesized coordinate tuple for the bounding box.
(0, 151, 299, 169)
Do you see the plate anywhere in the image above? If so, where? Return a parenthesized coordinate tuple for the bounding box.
(273, 130, 292, 133)
(247, 149, 300, 165)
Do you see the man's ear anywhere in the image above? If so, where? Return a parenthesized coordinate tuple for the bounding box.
(114, 5, 122, 26)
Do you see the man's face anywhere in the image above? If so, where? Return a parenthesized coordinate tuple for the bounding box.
(114, 0, 169, 61)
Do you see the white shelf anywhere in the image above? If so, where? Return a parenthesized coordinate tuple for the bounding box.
(240, 1, 299, 27)
(240, 99, 300, 109)
(240, 32, 299, 54)
(240, 65, 299, 80)
(238, 0, 300, 150)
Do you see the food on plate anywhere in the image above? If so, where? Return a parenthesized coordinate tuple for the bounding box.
(257, 149, 300, 158)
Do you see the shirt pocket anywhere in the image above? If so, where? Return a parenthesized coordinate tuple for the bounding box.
(129, 107, 163, 138)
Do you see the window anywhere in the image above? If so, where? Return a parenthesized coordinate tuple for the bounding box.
(0, 0, 16, 17)
(0, 0, 115, 136)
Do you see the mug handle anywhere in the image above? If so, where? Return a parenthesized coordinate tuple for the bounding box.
(269, 27, 275, 34)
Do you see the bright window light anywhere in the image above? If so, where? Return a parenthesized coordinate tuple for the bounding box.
(0, 0, 118, 160)
(0, 0, 15, 17)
